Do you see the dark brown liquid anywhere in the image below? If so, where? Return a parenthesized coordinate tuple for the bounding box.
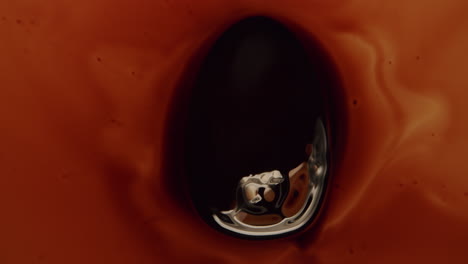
(164, 16, 346, 235)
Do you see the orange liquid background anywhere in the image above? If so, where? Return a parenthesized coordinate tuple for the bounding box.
(1, 0, 468, 263)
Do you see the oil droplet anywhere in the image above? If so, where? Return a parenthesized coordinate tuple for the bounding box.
(183, 16, 342, 239)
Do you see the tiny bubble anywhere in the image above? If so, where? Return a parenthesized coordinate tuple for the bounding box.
(388, 60, 392, 65)
(416, 56, 420, 60)
(110, 118, 123, 126)
(349, 248, 354, 255)
(144, 216, 157, 225)
(412, 180, 418, 185)
(60, 172, 70, 180)
(360, 243, 367, 250)
(16, 19, 22, 24)
(352, 99, 358, 106)
(96, 57, 102, 62)
(398, 183, 404, 188)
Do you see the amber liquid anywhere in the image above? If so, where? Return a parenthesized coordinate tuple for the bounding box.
(2, 0, 467, 263)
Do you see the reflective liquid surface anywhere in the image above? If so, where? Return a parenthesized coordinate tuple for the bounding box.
(184, 17, 339, 239)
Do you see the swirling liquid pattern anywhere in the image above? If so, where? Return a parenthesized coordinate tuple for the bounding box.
(0, 0, 467, 263)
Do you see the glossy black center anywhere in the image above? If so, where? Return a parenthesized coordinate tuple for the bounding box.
(179, 16, 341, 234)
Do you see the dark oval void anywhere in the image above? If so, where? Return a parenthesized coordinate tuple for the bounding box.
(179, 16, 342, 238)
